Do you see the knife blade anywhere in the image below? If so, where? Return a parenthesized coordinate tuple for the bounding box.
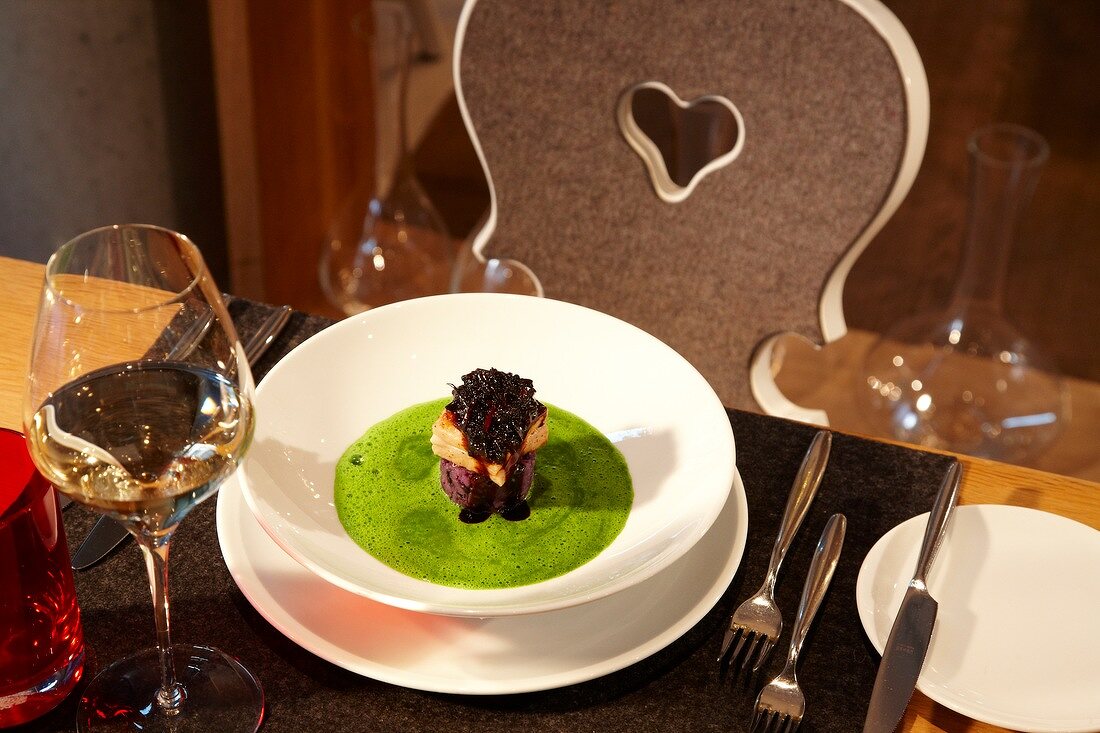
(70, 513, 131, 571)
(862, 460, 962, 733)
(71, 303, 292, 571)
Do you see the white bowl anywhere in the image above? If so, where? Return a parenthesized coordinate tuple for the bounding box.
(239, 293, 736, 617)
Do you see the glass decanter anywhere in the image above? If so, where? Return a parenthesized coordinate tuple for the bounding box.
(319, 0, 453, 315)
(861, 123, 1070, 463)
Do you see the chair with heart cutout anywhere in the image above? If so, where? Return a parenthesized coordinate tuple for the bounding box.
(452, 0, 929, 420)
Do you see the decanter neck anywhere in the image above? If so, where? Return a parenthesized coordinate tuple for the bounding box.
(947, 124, 1049, 318)
(368, 0, 414, 200)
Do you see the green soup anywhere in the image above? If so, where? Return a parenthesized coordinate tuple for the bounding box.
(334, 398, 633, 589)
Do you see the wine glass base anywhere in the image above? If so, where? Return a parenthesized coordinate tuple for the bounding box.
(76, 644, 263, 732)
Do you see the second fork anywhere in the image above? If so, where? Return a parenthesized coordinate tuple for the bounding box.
(751, 513, 847, 732)
(718, 430, 832, 676)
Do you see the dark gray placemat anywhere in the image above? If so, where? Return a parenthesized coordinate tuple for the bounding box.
(24, 301, 955, 732)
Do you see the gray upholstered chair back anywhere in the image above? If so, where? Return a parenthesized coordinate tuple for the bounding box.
(454, 0, 928, 415)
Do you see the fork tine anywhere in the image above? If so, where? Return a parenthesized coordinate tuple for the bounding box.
(752, 639, 775, 672)
(727, 628, 754, 668)
(718, 625, 742, 662)
(739, 633, 765, 673)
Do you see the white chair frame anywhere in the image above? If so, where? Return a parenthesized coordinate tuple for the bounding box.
(451, 0, 930, 424)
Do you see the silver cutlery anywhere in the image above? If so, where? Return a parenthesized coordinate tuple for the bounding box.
(719, 430, 832, 675)
(70, 303, 292, 571)
(750, 512, 846, 732)
(239, 305, 292, 366)
(862, 460, 961, 733)
(164, 306, 215, 360)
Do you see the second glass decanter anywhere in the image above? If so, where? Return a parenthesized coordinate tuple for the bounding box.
(319, 0, 453, 315)
(861, 123, 1071, 463)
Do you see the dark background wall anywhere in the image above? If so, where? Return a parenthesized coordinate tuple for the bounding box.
(846, 0, 1100, 382)
(0, 0, 226, 283)
(2, 0, 1094, 383)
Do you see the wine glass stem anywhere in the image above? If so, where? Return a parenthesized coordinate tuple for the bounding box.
(137, 534, 185, 713)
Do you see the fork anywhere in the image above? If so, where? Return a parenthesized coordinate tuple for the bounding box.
(750, 512, 846, 732)
(718, 430, 832, 675)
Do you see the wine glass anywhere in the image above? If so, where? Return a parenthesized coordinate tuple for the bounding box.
(22, 225, 262, 732)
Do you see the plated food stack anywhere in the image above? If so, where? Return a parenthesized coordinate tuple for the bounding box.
(430, 368, 548, 521)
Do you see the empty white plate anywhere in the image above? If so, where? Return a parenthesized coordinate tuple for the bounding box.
(857, 504, 1100, 732)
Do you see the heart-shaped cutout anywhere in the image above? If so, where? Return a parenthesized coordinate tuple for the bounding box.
(617, 82, 744, 203)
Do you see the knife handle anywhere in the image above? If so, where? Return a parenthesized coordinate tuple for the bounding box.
(788, 512, 846, 665)
(763, 430, 831, 592)
(912, 461, 962, 587)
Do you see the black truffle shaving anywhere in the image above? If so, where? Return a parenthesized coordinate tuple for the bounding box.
(446, 368, 544, 464)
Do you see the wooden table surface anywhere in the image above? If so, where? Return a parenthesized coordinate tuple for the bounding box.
(2, 254, 1097, 733)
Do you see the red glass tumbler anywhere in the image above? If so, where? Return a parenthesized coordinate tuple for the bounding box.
(0, 428, 85, 727)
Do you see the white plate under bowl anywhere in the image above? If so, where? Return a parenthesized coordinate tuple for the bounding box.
(857, 504, 1100, 733)
(219, 470, 748, 694)
(239, 293, 735, 617)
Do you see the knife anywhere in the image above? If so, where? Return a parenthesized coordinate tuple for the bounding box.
(862, 460, 962, 733)
(71, 303, 292, 571)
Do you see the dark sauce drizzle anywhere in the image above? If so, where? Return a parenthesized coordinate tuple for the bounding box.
(459, 499, 531, 524)
(500, 500, 532, 521)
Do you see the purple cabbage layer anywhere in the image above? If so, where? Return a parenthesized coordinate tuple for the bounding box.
(439, 452, 535, 514)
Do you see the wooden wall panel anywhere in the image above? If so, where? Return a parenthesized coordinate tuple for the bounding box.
(247, 0, 375, 316)
(212, 0, 374, 316)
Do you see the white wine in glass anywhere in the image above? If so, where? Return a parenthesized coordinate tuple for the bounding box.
(23, 224, 263, 732)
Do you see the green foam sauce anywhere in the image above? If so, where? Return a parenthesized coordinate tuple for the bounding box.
(334, 398, 633, 589)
